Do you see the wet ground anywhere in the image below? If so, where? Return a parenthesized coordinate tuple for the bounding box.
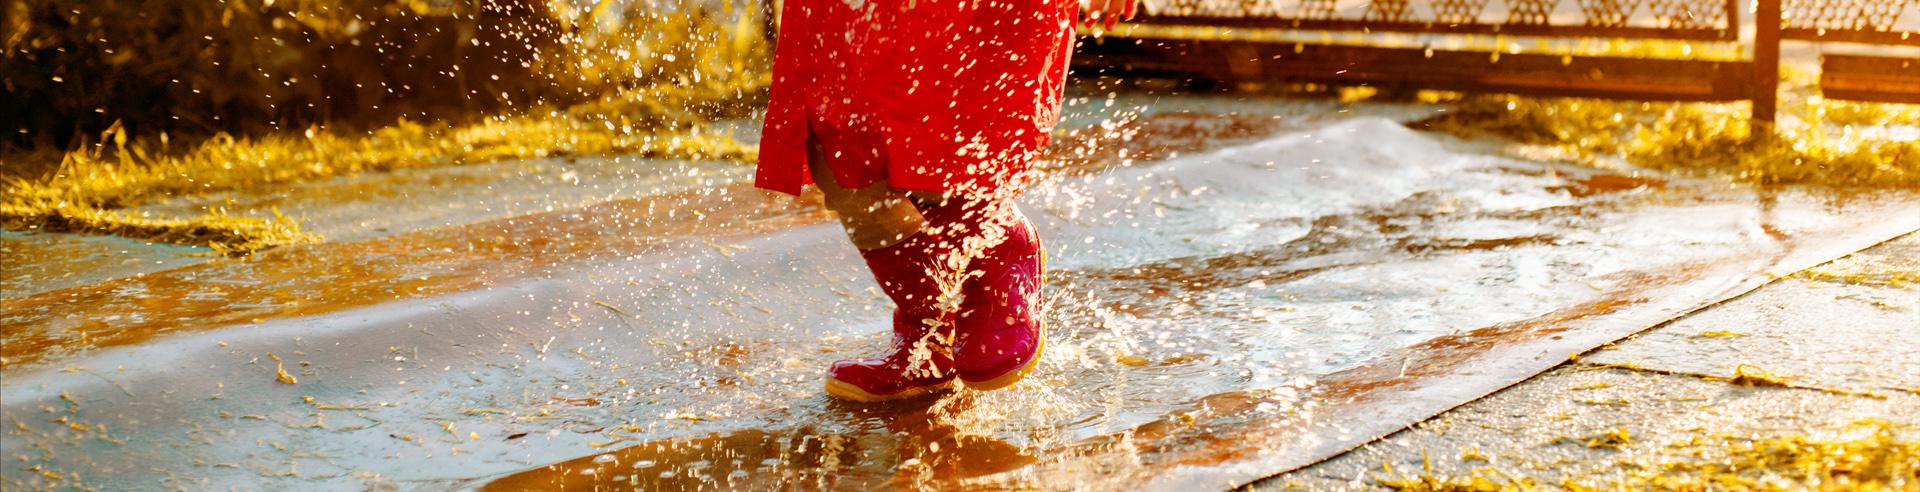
(0, 91, 1430, 300)
(1256, 233, 1920, 489)
(3, 92, 1917, 491)
(0, 231, 210, 297)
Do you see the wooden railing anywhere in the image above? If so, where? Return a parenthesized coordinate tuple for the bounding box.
(1072, 0, 1920, 124)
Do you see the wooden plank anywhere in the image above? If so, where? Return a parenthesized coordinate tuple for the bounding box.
(1782, 28, 1920, 46)
(1128, 15, 1736, 41)
(1821, 55, 1920, 105)
(1073, 37, 1753, 102)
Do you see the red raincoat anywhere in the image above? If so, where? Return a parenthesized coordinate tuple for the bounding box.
(755, 0, 1078, 195)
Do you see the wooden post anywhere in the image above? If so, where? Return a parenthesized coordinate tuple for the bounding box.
(1752, 0, 1781, 125)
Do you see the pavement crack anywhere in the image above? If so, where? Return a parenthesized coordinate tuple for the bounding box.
(1567, 362, 1893, 399)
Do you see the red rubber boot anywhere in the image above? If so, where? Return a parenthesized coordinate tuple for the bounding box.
(824, 232, 959, 402)
(923, 200, 1046, 391)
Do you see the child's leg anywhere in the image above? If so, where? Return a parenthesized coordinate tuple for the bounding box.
(807, 138, 958, 401)
(805, 141, 926, 250)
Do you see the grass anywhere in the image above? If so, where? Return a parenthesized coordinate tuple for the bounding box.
(1414, 70, 1920, 188)
(1, 5, 768, 255)
(1793, 268, 1919, 289)
(1569, 421, 1920, 491)
(1102, 27, 1918, 188)
(1377, 469, 1520, 491)
(1, 94, 759, 254)
(1378, 421, 1920, 491)
(1376, 460, 1534, 491)
(1724, 364, 1793, 388)
(0, 201, 315, 256)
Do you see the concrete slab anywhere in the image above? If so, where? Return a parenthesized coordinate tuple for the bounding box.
(1258, 367, 1920, 490)
(1252, 233, 1920, 490)
(1583, 236, 1920, 394)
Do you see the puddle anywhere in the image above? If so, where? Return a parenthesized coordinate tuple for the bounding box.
(0, 231, 211, 298)
(479, 401, 1038, 491)
(3, 117, 1917, 491)
(136, 156, 752, 243)
(0, 92, 1400, 304)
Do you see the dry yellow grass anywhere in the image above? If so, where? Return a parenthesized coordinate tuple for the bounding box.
(2, 3, 768, 254)
(1567, 421, 1920, 491)
(1380, 421, 1919, 491)
(1416, 83, 1920, 188)
(1097, 29, 1916, 188)
(1378, 466, 1528, 491)
(1, 95, 759, 254)
(0, 201, 316, 256)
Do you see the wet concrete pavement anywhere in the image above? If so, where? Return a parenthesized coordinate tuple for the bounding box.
(0, 91, 1429, 300)
(1254, 233, 1920, 489)
(4, 94, 1918, 490)
(0, 231, 210, 297)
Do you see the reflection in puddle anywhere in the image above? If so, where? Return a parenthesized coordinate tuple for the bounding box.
(484, 398, 1037, 490)
(0, 230, 211, 297)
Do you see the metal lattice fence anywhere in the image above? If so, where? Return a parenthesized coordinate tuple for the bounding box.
(1784, 0, 1919, 43)
(1142, 0, 1742, 39)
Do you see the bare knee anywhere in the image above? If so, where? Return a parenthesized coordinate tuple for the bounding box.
(835, 185, 925, 248)
(806, 143, 928, 249)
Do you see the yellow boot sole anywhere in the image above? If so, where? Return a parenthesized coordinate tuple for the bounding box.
(961, 331, 1044, 391)
(824, 377, 954, 403)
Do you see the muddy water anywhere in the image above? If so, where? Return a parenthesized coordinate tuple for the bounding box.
(0, 231, 211, 298)
(3, 118, 1917, 491)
